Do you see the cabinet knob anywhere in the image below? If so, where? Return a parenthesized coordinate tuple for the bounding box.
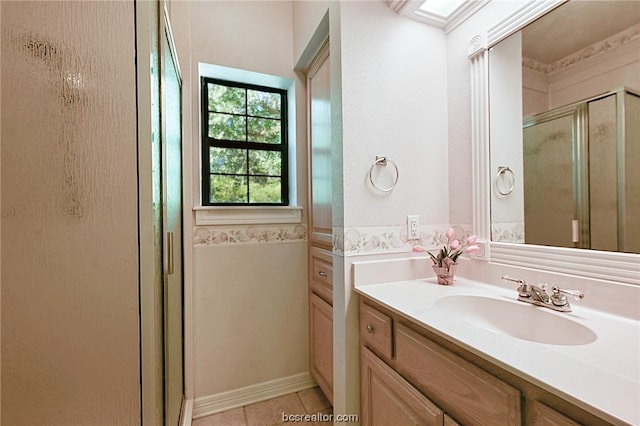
(318, 271, 328, 277)
(366, 324, 374, 334)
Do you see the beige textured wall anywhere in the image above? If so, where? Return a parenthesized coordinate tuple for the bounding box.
(193, 242, 308, 396)
(1, 2, 140, 424)
(170, 0, 310, 401)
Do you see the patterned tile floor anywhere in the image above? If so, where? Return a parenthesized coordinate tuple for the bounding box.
(192, 387, 332, 426)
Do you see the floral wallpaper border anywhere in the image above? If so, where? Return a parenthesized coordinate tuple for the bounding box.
(491, 222, 525, 244)
(333, 223, 473, 256)
(193, 222, 478, 254)
(522, 22, 640, 76)
(193, 224, 307, 247)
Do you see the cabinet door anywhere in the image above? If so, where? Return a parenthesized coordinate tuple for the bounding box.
(306, 42, 332, 247)
(310, 292, 333, 403)
(531, 401, 581, 426)
(395, 324, 521, 425)
(362, 347, 443, 426)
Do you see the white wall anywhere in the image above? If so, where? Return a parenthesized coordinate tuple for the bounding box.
(170, 0, 311, 407)
(293, 0, 451, 416)
(340, 2, 449, 229)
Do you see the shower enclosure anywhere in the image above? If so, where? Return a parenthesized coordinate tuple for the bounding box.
(523, 88, 639, 253)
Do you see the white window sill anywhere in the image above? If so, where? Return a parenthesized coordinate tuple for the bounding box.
(194, 206, 303, 226)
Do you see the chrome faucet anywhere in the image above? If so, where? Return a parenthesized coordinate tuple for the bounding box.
(502, 276, 584, 312)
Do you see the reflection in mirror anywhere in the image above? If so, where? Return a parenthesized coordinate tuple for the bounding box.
(489, 0, 640, 254)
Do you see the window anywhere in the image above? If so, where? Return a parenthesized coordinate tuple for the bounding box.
(201, 77, 288, 205)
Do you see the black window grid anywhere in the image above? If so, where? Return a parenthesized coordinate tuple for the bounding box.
(201, 77, 289, 206)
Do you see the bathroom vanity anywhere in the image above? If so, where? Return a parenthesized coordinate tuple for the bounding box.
(354, 261, 639, 426)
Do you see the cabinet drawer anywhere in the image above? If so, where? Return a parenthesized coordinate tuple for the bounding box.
(362, 347, 443, 426)
(360, 303, 393, 360)
(312, 256, 333, 287)
(395, 324, 521, 426)
(310, 280, 333, 306)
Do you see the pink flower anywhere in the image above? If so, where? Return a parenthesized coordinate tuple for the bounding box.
(449, 239, 460, 250)
(467, 235, 477, 245)
(445, 227, 455, 240)
(465, 244, 480, 254)
(412, 245, 426, 253)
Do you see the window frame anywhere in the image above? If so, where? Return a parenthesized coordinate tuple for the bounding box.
(200, 76, 289, 206)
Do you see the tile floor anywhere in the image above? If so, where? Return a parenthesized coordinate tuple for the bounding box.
(192, 386, 333, 426)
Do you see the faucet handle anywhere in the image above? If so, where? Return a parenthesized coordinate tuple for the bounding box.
(501, 275, 523, 284)
(501, 275, 530, 297)
(550, 285, 584, 307)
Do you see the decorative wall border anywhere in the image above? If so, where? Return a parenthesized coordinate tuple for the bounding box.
(491, 222, 525, 244)
(333, 224, 473, 256)
(522, 23, 640, 77)
(193, 224, 306, 247)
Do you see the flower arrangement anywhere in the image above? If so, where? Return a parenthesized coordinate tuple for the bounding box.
(413, 227, 480, 285)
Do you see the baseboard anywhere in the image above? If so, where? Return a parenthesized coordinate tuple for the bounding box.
(180, 398, 193, 426)
(192, 372, 317, 419)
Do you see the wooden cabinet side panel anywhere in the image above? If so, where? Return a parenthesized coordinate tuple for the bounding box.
(395, 324, 522, 426)
(361, 347, 443, 426)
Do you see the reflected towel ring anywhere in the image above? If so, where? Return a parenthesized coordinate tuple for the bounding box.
(369, 156, 399, 192)
(496, 166, 515, 196)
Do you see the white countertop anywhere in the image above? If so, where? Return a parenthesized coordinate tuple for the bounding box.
(355, 277, 640, 425)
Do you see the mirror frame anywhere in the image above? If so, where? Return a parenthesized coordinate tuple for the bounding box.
(468, 0, 640, 285)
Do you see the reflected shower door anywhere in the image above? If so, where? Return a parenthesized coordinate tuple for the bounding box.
(161, 11, 184, 425)
(523, 112, 576, 248)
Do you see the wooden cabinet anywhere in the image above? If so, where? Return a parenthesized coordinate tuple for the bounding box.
(308, 246, 333, 404)
(359, 297, 599, 426)
(360, 301, 515, 426)
(306, 40, 333, 403)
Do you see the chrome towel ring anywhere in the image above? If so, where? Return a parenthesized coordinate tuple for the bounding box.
(496, 166, 515, 196)
(369, 156, 399, 192)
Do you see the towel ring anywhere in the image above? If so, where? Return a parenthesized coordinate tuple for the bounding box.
(496, 166, 515, 196)
(369, 156, 399, 192)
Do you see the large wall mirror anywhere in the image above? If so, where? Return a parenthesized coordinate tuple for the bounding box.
(489, 0, 639, 253)
(469, 0, 640, 284)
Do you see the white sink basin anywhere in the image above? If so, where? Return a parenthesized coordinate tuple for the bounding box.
(435, 295, 597, 346)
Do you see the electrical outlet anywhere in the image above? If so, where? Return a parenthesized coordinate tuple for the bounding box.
(407, 215, 419, 240)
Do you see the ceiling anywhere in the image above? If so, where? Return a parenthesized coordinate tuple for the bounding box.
(522, 0, 640, 64)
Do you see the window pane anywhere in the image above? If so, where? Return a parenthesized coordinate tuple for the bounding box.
(248, 117, 281, 143)
(249, 176, 282, 203)
(209, 113, 246, 140)
(248, 90, 281, 118)
(210, 147, 247, 174)
(249, 150, 281, 176)
(210, 175, 247, 203)
(208, 84, 246, 114)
